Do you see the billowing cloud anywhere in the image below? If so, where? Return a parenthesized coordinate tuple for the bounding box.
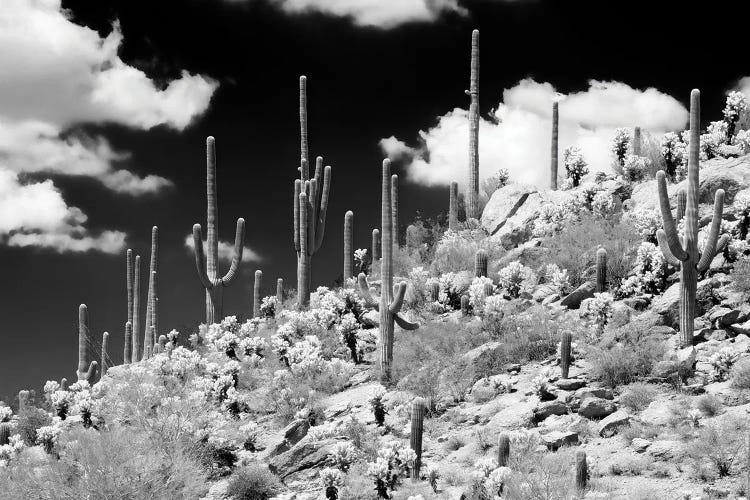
(381, 79, 688, 189)
(0, 0, 217, 251)
(0, 169, 126, 254)
(184, 235, 263, 264)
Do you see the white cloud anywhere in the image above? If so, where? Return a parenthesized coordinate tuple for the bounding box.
(0, 0, 217, 251)
(381, 79, 688, 189)
(0, 169, 125, 254)
(184, 235, 262, 264)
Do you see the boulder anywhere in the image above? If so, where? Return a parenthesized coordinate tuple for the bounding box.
(578, 397, 617, 419)
(730, 320, 750, 336)
(268, 419, 311, 457)
(481, 183, 538, 235)
(691, 155, 750, 204)
(630, 438, 651, 453)
(647, 440, 683, 461)
(269, 439, 339, 479)
(598, 410, 630, 437)
(639, 400, 674, 427)
(541, 430, 579, 451)
(555, 378, 586, 391)
(575, 387, 614, 401)
(533, 401, 568, 422)
(462, 341, 505, 373)
(560, 282, 595, 310)
(650, 283, 681, 328)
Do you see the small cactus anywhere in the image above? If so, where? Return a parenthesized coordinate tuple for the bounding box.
(344, 211, 354, 280)
(596, 247, 607, 293)
(497, 433, 510, 467)
(372, 228, 381, 262)
(124, 322, 132, 364)
(430, 281, 440, 302)
(276, 278, 284, 312)
(60, 378, 68, 391)
(101, 331, 109, 378)
(192, 137, 246, 324)
(560, 331, 572, 379)
(449, 181, 459, 230)
(633, 126, 642, 156)
(475, 249, 488, 277)
(461, 295, 471, 316)
(0, 422, 10, 445)
(575, 450, 588, 491)
(76, 305, 98, 383)
(410, 397, 426, 480)
(551, 101, 559, 190)
(253, 270, 263, 318)
(466, 29, 480, 220)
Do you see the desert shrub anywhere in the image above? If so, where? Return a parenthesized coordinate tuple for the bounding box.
(483, 168, 510, 198)
(431, 225, 503, 276)
(0, 426, 208, 499)
(227, 464, 283, 500)
(563, 146, 588, 188)
(611, 128, 631, 173)
(619, 421, 660, 446)
(660, 132, 686, 181)
(619, 383, 658, 412)
(497, 261, 536, 298)
(730, 257, 750, 301)
(622, 154, 651, 182)
(695, 394, 723, 417)
(731, 357, 750, 389)
(14, 406, 51, 446)
(686, 417, 748, 479)
(589, 326, 666, 388)
(338, 462, 380, 500)
(404, 215, 446, 265)
(540, 212, 640, 289)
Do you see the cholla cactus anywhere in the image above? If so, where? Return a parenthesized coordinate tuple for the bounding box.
(369, 386, 387, 426)
(531, 367, 554, 399)
(328, 441, 358, 472)
(618, 242, 667, 297)
(497, 261, 536, 298)
(259, 296, 277, 319)
(625, 208, 662, 243)
(622, 154, 651, 182)
(687, 408, 702, 428)
(611, 128, 631, 170)
(468, 276, 494, 312)
(336, 313, 360, 363)
(36, 420, 63, 454)
(661, 132, 687, 181)
(366, 440, 418, 497)
(579, 292, 614, 337)
(709, 347, 739, 381)
(564, 146, 588, 188)
(320, 467, 345, 500)
(483, 168, 510, 198)
(354, 248, 369, 275)
(656, 90, 728, 347)
(192, 137, 246, 324)
(723, 91, 748, 140)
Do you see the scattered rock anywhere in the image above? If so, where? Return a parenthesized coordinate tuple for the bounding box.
(575, 387, 614, 401)
(555, 378, 586, 391)
(560, 282, 595, 310)
(598, 410, 630, 437)
(268, 419, 311, 457)
(541, 430, 579, 451)
(269, 439, 339, 479)
(630, 438, 651, 453)
(648, 440, 683, 461)
(578, 397, 617, 419)
(533, 401, 568, 422)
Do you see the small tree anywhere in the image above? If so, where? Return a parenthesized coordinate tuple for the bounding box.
(611, 128, 631, 172)
(660, 132, 686, 181)
(723, 91, 748, 141)
(563, 146, 588, 188)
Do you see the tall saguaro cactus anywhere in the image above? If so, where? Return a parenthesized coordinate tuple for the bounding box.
(344, 211, 354, 280)
(358, 160, 418, 382)
(300, 75, 309, 171)
(253, 270, 263, 318)
(633, 126, 642, 156)
(466, 29, 480, 220)
(475, 249, 488, 277)
(391, 175, 399, 247)
(449, 181, 459, 230)
(132, 255, 141, 361)
(126, 249, 134, 359)
(409, 397, 426, 480)
(276, 278, 284, 311)
(101, 332, 109, 377)
(596, 248, 608, 293)
(193, 137, 246, 324)
(77, 304, 98, 382)
(144, 227, 159, 350)
(551, 101, 559, 190)
(560, 331, 572, 379)
(124, 321, 132, 365)
(293, 158, 331, 308)
(656, 89, 729, 347)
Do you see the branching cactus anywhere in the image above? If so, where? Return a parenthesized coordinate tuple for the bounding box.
(497, 433, 510, 467)
(551, 101, 559, 190)
(449, 181, 459, 230)
(132, 255, 141, 361)
(276, 278, 284, 311)
(193, 137, 246, 324)
(144, 227, 159, 350)
(596, 247, 607, 293)
(656, 90, 729, 347)
(253, 270, 263, 318)
(575, 450, 588, 492)
(101, 332, 109, 378)
(391, 175, 399, 247)
(560, 331, 572, 379)
(410, 397, 426, 480)
(465, 29, 480, 220)
(358, 160, 419, 382)
(294, 157, 331, 308)
(475, 249, 488, 277)
(344, 211, 354, 280)
(124, 321, 132, 364)
(77, 304, 98, 383)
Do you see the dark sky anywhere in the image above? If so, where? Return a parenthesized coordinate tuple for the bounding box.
(1, 0, 746, 399)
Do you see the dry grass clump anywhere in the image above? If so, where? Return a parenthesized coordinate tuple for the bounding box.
(619, 382, 658, 412)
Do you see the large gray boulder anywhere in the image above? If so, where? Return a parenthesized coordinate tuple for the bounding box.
(269, 438, 339, 479)
(560, 282, 595, 310)
(578, 397, 617, 419)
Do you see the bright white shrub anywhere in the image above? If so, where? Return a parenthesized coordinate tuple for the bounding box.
(622, 154, 651, 182)
(564, 146, 588, 188)
(497, 261, 536, 298)
(618, 242, 667, 297)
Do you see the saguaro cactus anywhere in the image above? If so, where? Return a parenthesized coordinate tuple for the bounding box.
(77, 304, 98, 382)
(410, 397, 426, 480)
(294, 157, 331, 308)
(676, 188, 687, 223)
(0, 423, 10, 445)
(497, 433, 510, 467)
(253, 270, 263, 318)
(575, 450, 588, 491)
(551, 101, 559, 190)
(276, 278, 284, 311)
(430, 281, 440, 302)
(132, 255, 141, 361)
(475, 249, 488, 277)
(144, 227, 159, 350)
(18, 391, 29, 413)
(656, 90, 729, 347)
(150, 271, 158, 348)
(391, 175, 399, 247)
(344, 211, 354, 280)
(596, 247, 608, 293)
(461, 295, 471, 316)
(300, 75, 309, 171)
(372, 228, 381, 262)
(358, 160, 418, 382)
(466, 29, 480, 220)
(124, 321, 132, 364)
(633, 126, 642, 156)
(193, 137, 246, 324)
(560, 331, 572, 379)
(125, 249, 133, 363)
(449, 181, 459, 230)
(101, 332, 109, 377)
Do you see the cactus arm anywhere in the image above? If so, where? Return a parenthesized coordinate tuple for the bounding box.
(221, 218, 246, 284)
(656, 230, 683, 267)
(101, 332, 109, 377)
(192, 224, 213, 289)
(314, 165, 331, 251)
(697, 189, 726, 273)
(716, 234, 730, 254)
(83, 362, 98, 383)
(449, 181, 459, 231)
(77, 304, 90, 381)
(309, 177, 319, 245)
(206, 137, 218, 283)
(389, 282, 408, 314)
(394, 313, 419, 330)
(656, 171, 688, 261)
(313, 157, 323, 192)
(299, 75, 309, 174)
(133, 255, 141, 361)
(294, 178, 301, 253)
(357, 273, 379, 310)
